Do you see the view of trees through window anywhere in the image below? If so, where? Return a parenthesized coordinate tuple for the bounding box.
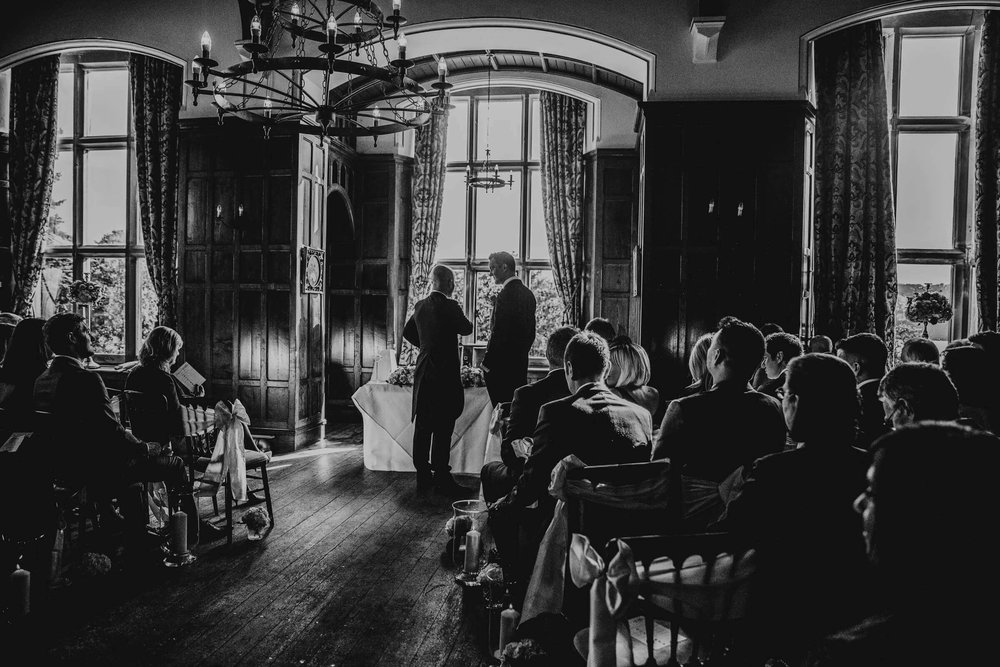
(434, 91, 565, 358)
(31, 53, 156, 360)
(886, 22, 978, 357)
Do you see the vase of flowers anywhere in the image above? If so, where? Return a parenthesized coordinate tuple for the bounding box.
(905, 284, 953, 339)
(387, 366, 415, 386)
(241, 506, 270, 540)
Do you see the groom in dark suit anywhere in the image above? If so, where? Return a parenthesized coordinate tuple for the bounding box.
(403, 265, 475, 496)
(482, 251, 537, 405)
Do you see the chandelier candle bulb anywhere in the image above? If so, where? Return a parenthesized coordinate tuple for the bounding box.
(397, 33, 407, 61)
(265, 95, 273, 118)
(393, 0, 401, 10)
(463, 528, 481, 573)
(170, 510, 188, 556)
(291, 2, 300, 25)
(201, 31, 212, 58)
(10, 567, 29, 616)
(250, 14, 262, 43)
(327, 14, 337, 43)
(438, 59, 447, 82)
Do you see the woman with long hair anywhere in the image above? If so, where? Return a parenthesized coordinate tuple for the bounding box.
(683, 333, 714, 396)
(124, 326, 188, 445)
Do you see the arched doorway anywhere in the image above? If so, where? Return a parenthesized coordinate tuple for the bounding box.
(325, 186, 357, 419)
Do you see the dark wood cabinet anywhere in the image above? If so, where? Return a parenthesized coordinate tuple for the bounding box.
(639, 101, 815, 399)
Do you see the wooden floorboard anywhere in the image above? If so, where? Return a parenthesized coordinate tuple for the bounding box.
(15, 425, 495, 666)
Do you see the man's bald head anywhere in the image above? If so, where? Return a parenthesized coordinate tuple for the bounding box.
(430, 264, 455, 296)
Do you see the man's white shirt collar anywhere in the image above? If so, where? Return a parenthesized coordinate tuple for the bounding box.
(858, 378, 880, 389)
(501, 275, 521, 288)
(51, 354, 84, 368)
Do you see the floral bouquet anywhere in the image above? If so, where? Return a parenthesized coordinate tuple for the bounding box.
(74, 551, 112, 579)
(905, 285, 953, 337)
(241, 506, 270, 533)
(67, 279, 104, 305)
(460, 364, 485, 388)
(387, 366, 415, 386)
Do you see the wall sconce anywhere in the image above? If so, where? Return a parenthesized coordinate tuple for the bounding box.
(690, 16, 726, 64)
(215, 203, 244, 230)
(737, 202, 744, 217)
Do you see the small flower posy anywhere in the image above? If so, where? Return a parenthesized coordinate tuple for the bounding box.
(241, 506, 270, 532)
(905, 288, 953, 326)
(64, 280, 104, 305)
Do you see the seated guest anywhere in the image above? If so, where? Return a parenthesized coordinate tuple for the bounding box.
(758, 332, 803, 399)
(751, 323, 784, 390)
(0, 317, 48, 415)
(809, 334, 834, 354)
(835, 333, 889, 450)
(607, 335, 660, 417)
(33, 313, 191, 543)
(682, 333, 713, 396)
(582, 316, 616, 343)
(809, 424, 1000, 666)
(877, 362, 960, 430)
(652, 317, 786, 484)
(488, 332, 652, 585)
(125, 326, 188, 447)
(715, 353, 872, 662)
(941, 345, 994, 432)
(480, 325, 578, 503)
(899, 337, 940, 364)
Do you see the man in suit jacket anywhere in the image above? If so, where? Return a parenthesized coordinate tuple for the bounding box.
(653, 317, 786, 484)
(33, 313, 189, 540)
(480, 325, 578, 503)
(836, 333, 890, 450)
(402, 265, 475, 495)
(757, 332, 804, 399)
(482, 251, 536, 405)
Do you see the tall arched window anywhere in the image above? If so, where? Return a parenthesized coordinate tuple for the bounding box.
(435, 90, 565, 359)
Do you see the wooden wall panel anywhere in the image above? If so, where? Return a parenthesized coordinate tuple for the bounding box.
(266, 386, 290, 422)
(238, 251, 262, 283)
(184, 250, 206, 284)
(210, 290, 234, 380)
(238, 292, 262, 381)
(360, 295, 388, 369)
(239, 175, 263, 244)
(267, 175, 293, 245)
(185, 178, 207, 244)
(182, 287, 207, 372)
(267, 290, 290, 381)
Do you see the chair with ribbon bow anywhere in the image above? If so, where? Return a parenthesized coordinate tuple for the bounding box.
(192, 399, 273, 545)
(570, 531, 757, 666)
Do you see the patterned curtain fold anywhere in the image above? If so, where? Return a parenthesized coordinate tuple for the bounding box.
(813, 21, 898, 347)
(975, 11, 1000, 332)
(400, 108, 450, 364)
(129, 54, 182, 328)
(539, 91, 586, 326)
(9, 55, 61, 316)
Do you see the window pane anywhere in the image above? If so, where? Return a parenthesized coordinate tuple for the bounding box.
(32, 257, 73, 319)
(529, 96, 541, 161)
(83, 148, 128, 245)
(476, 97, 523, 161)
(894, 263, 953, 359)
(85, 257, 126, 356)
(528, 169, 548, 259)
(474, 170, 522, 259)
(436, 172, 468, 260)
(474, 272, 502, 344)
(898, 36, 962, 117)
(446, 98, 469, 163)
(84, 68, 128, 136)
(46, 150, 74, 247)
(529, 270, 565, 357)
(138, 257, 157, 342)
(452, 266, 467, 307)
(895, 133, 956, 249)
(58, 69, 75, 137)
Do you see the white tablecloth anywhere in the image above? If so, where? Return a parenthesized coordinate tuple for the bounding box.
(351, 382, 492, 474)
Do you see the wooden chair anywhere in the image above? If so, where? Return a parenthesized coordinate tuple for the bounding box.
(123, 390, 170, 444)
(187, 400, 274, 545)
(612, 532, 757, 667)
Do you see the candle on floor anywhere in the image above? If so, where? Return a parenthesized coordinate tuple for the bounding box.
(50, 527, 65, 581)
(463, 529, 480, 573)
(498, 605, 519, 652)
(10, 567, 30, 616)
(170, 510, 188, 555)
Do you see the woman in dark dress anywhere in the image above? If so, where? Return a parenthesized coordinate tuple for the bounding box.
(0, 317, 49, 414)
(125, 326, 187, 446)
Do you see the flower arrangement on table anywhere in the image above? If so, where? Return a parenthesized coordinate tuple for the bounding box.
(241, 506, 270, 538)
(387, 364, 485, 388)
(61, 279, 105, 306)
(905, 285, 953, 338)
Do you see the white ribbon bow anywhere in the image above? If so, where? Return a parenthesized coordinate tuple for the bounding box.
(197, 399, 251, 502)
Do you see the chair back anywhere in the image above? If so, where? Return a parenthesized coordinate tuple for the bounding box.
(566, 461, 678, 547)
(124, 390, 169, 444)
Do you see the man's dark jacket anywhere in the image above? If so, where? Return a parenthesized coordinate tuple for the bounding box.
(403, 291, 474, 421)
(500, 368, 571, 472)
(483, 278, 536, 403)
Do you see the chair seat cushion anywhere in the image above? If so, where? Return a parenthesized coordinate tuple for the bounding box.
(193, 449, 269, 472)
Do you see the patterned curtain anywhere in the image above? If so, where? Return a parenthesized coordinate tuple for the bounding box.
(813, 21, 898, 347)
(129, 54, 182, 328)
(400, 108, 450, 364)
(975, 11, 1000, 332)
(539, 91, 586, 326)
(9, 55, 61, 316)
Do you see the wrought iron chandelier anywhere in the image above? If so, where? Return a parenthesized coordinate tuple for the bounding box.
(465, 54, 512, 192)
(185, 0, 452, 140)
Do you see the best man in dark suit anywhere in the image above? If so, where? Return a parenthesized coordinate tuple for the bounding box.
(402, 265, 475, 496)
(488, 332, 653, 588)
(479, 325, 578, 503)
(33, 312, 189, 544)
(482, 251, 536, 405)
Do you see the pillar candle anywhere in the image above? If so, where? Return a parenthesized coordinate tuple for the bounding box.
(463, 529, 480, 573)
(170, 510, 188, 555)
(50, 527, 65, 581)
(588, 576, 616, 667)
(498, 606, 519, 653)
(10, 567, 30, 616)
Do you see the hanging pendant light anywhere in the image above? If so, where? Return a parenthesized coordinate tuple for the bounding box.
(465, 52, 513, 193)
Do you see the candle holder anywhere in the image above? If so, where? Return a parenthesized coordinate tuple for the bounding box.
(449, 499, 488, 586)
(163, 550, 196, 568)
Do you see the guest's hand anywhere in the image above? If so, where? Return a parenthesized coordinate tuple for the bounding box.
(193, 384, 206, 397)
(488, 497, 510, 515)
(146, 441, 164, 457)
